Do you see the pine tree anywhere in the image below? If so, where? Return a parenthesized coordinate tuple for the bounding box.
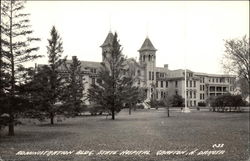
(23, 26, 67, 125)
(88, 33, 142, 119)
(37, 26, 66, 124)
(1, 0, 40, 135)
(62, 56, 85, 116)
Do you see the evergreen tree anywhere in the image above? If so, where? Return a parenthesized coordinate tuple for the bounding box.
(88, 33, 127, 120)
(25, 26, 66, 125)
(37, 26, 66, 124)
(0, 0, 40, 135)
(62, 56, 85, 116)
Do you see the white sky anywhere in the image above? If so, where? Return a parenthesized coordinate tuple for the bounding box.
(25, 1, 249, 74)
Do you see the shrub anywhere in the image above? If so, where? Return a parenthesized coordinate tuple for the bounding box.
(198, 102, 206, 107)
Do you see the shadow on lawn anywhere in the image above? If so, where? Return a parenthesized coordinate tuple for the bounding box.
(0, 127, 73, 144)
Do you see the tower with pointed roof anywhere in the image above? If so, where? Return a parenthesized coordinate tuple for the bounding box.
(100, 31, 114, 62)
(138, 37, 157, 100)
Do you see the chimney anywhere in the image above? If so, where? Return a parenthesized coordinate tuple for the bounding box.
(164, 64, 168, 70)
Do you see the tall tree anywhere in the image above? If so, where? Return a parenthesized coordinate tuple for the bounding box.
(222, 35, 250, 99)
(62, 56, 85, 116)
(25, 26, 66, 125)
(1, 0, 40, 135)
(41, 26, 66, 124)
(88, 33, 129, 120)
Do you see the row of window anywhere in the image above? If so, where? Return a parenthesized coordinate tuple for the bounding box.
(200, 93, 205, 100)
(186, 73, 193, 77)
(208, 77, 234, 84)
(156, 91, 167, 99)
(187, 100, 196, 107)
(156, 81, 168, 88)
(141, 55, 155, 62)
(200, 85, 205, 91)
(186, 91, 196, 99)
(186, 80, 196, 88)
(149, 71, 155, 80)
(156, 72, 165, 78)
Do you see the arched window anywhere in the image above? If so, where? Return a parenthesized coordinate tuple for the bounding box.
(143, 55, 145, 62)
(148, 55, 151, 61)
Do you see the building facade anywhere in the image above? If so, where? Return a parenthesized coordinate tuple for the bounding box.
(62, 32, 236, 107)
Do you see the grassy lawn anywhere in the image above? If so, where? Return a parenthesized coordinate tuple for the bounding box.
(0, 108, 249, 161)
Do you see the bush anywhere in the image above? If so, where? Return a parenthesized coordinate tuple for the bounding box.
(88, 105, 105, 115)
(135, 104, 144, 109)
(198, 102, 206, 107)
(208, 94, 245, 112)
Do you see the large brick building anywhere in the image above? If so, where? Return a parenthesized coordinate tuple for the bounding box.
(61, 32, 236, 107)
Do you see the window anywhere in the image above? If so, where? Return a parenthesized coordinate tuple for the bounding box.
(149, 71, 151, 80)
(203, 85, 205, 91)
(152, 72, 154, 80)
(161, 81, 163, 88)
(200, 85, 202, 91)
(175, 90, 178, 95)
(92, 78, 95, 85)
(92, 68, 97, 73)
(90, 68, 96, 73)
(166, 81, 168, 88)
(203, 78, 205, 83)
(137, 70, 141, 76)
(194, 91, 196, 99)
(200, 93, 202, 100)
(148, 55, 151, 61)
(190, 81, 192, 87)
(138, 80, 140, 85)
(187, 91, 189, 98)
(203, 93, 205, 99)
(161, 91, 163, 98)
(164, 92, 166, 98)
(186, 80, 188, 87)
(175, 81, 178, 87)
(190, 91, 192, 98)
(143, 55, 145, 62)
(156, 81, 158, 87)
(156, 72, 159, 78)
(194, 101, 196, 106)
(194, 81, 196, 87)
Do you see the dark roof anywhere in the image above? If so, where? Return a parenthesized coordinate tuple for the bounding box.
(100, 32, 114, 47)
(80, 61, 101, 69)
(138, 37, 157, 52)
(64, 60, 101, 71)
